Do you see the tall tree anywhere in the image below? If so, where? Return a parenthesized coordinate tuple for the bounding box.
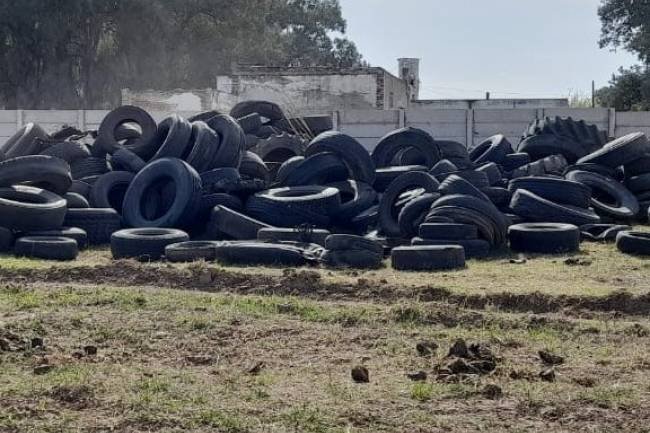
(0, 0, 363, 109)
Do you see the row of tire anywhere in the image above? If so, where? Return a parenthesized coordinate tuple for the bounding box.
(1, 101, 650, 268)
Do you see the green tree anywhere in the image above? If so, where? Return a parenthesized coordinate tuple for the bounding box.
(0, 0, 363, 109)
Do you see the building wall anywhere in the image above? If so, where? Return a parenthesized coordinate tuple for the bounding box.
(412, 98, 569, 110)
(121, 89, 216, 113)
(381, 71, 410, 109)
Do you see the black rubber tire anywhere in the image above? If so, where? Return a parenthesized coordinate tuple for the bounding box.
(0, 186, 66, 231)
(476, 162, 502, 185)
(14, 236, 78, 261)
(397, 193, 440, 238)
(480, 187, 512, 207)
(150, 114, 193, 160)
(509, 176, 591, 208)
(63, 208, 121, 245)
(64, 192, 89, 209)
(430, 159, 458, 180)
(239, 151, 271, 183)
(122, 158, 202, 228)
(185, 121, 221, 173)
(275, 156, 305, 185)
(110, 148, 147, 173)
(280, 152, 348, 187)
(502, 153, 530, 171)
(187, 110, 221, 123)
(40, 141, 90, 163)
(391, 245, 465, 271)
(68, 180, 92, 198)
(508, 223, 580, 254)
(565, 170, 639, 219)
(626, 173, 650, 194)
(272, 115, 334, 136)
(510, 189, 601, 226)
(26, 227, 88, 249)
(254, 133, 305, 163)
(258, 227, 331, 246)
(89, 171, 134, 211)
(71, 157, 110, 180)
(97, 106, 157, 158)
(2, 123, 48, 158)
(351, 205, 379, 231)
(564, 163, 619, 180)
(207, 205, 273, 240)
(111, 228, 189, 261)
(325, 180, 377, 222)
(410, 238, 490, 259)
(325, 234, 383, 254)
(436, 140, 469, 160)
(439, 174, 491, 202)
(374, 165, 428, 192)
(379, 171, 440, 237)
(0, 227, 13, 252)
(323, 249, 383, 269)
(206, 115, 245, 169)
(426, 205, 496, 245)
(469, 134, 511, 164)
(580, 224, 631, 242)
(237, 113, 263, 135)
(0, 155, 72, 195)
(306, 131, 376, 184)
(419, 223, 478, 240)
(624, 154, 650, 177)
(577, 132, 650, 168)
(246, 186, 341, 227)
(230, 100, 285, 122)
(200, 167, 241, 194)
(446, 170, 490, 188)
(616, 231, 650, 255)
(165, 241, 219, 262)
(372, 127, 440, 169)
(213, 242, 319, 267)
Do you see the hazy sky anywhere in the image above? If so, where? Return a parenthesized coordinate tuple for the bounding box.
(338, 0, 638, 100)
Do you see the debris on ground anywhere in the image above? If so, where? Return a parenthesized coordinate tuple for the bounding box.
(351, 366, 370, 383)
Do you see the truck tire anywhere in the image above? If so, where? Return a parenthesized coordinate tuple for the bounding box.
(14, 236, 78, 261)
(508, 223, 580, 253)
(111, 228, 189, 260)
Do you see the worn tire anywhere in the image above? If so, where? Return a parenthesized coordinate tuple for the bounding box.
(258, 227, 331, 246)
(89, 171, 134, 211)
(374, 165, 428, 192)
(207, 205, 273, 240)
(185, 121, 221, 173)
(373, 127, 440, 169)
(0, 186, 66, 231)
(26, 227, 88, 249)
(2, 123, 48, 158)
(410, 238, 490, 259)
(616, 231, 650, 255)
(508, 223, 580, 253)
(63, 208, 121, 245)
(40, 141, 90, 163)
(14, 236, 78, 261)
(509, 176, 591, 208)
(0, 155, 72, 195)
(230, 100, 284, 122)
(150, 114, 193, 160)
(306, 131, 375, 184)
(111, 228, 189, 260)
(97, 106, 158, 158)
(213, 242, 317, 267)
(577, 132, 650, 168)
(580, 224, 631, 242)
(391, 245, 465, 271)
(326, 180, 377, 222)
(469, 134, 511, 164)
(71, 157, 110, 180)
(510, 189, 600, 226)
(64, 192, 89, 209)
(110, 148, 147, 173)
(419, 223, 478, 240)
(565, 170, 639, 219)
(397, 193, 440, 238)
(323, 249, 382, 269)
(165, 241, 220, 262)
(280, 152, 348, 187)
(239, 151, 271, 183)
(325, 234, 384, 255)
(206, 115, 245, 169)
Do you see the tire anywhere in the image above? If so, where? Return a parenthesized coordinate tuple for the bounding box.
(391, 245, 465, 271)
(69, 180, 92, 198)
(207, 205, 273, 240)
(215, 242, 322, 267)
(26, 227, 88, 249)
(325, 234, 384, 255)
(351, 205, 379, 231)
(616, 231, 650, 255)
(446, 170, 490, 188)
(254, 133, 305, 163)
(272, 115, 334, 136)
(64, 208, 121, 245)
(97, 106, 158, 158)
(325, 180, 377, 222)
(564, 163, 619, 180)
(419, 223, 478, 240)
(509, 189, 601, 226)
(40, 141, 90, 163)
(438, 174, 491, 202)
(565, 170, 639, 219)
(430, 159, 458, 180)
(509, 177, 591, 208)
(2, 123, 48, 158)
(230, 100, 285, 122)
(508, 223, 580, 253)
(64, 192, 89, 208)
(122, 158, 202, 228)
(480, 187, 511, 207)
(374, 165, 428, 193)
(111, 148, 147, 173)
(165, 241, 220, 262)
(379, 171, 440, 237)
(626, 173, 650, 194)
(239, 151, 271, 183)
(0, 227, 13, 252)
(188, 110, 221, 123)
(150, 114, 193, 160)
(397, 193, 440, 238)
(323, 249, 383, 269)
(502, 153, 530, 171)
(476, 162, 502, 185)
(410, 238, 490, 259)
(578, 132, 650, 168)
(246, 186, 341, 227)
(624, 154, 650, 177)
(0, 186, 66, 231)
(280, 152, 348, 187)
(372, 127, 440, 169)
(469, 134, 511, 164)
(185, 121, 221, 173)
(200, 167, 241, 193)
(426, 205, 497, 246)
(206, 115, 245, 169)
(275, 156, 305, 185)
(237, 113, 263, 135)
(258, 227, 331, 246)
(88, 171, 134, 211)
(71, 157, 110, 180)
(306, 131, 376, 184)
(580, 224, 631, 242)
(14, 236, 78, 261)
(111, 228, 189, 261)
(0, 155, 72, 195)
(436, 140, 469, 160)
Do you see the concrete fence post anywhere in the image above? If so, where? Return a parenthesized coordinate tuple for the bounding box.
(465, 109, 474, 148)
(608, 108, 616, 139)
(332, 111, 339, 131)
(78, 109, 86, 130)
(398, 109, 405, 128)
(16, 109, 23, 129)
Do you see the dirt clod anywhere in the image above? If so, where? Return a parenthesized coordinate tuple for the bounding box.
(406, 371, 427, 381)
(416, 341, 438, 356)
(247, 361, 265, 375)
(30, 337, 44, 349)
(625, 323, 649, 337)
(351, 366, 369, 383)
(33, 364, 54, 375)
(539, 350, 564, 365)
(186, 355, 213, 366)
(482, 384, 503, 400)
(447, 338, 469, 358)
(83, 345, 97, 356)
(564, 258, 592, 266)
(539, 368, 556, 382)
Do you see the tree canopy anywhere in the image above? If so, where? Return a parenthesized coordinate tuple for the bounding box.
(0, 0, 363, 109)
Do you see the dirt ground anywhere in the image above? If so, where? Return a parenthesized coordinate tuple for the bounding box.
(1, 242, 650, 432)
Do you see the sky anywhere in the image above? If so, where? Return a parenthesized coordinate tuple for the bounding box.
(338, 0, 638, 100)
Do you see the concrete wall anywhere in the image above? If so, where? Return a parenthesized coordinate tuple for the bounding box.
(121, 89, 216, 113)
(381, 71, 410, 109)
(412, 98, 569, 110)
(1, 108, 648, 152)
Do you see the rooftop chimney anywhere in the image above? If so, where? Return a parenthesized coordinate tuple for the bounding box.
(398, 58, 420, 101)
